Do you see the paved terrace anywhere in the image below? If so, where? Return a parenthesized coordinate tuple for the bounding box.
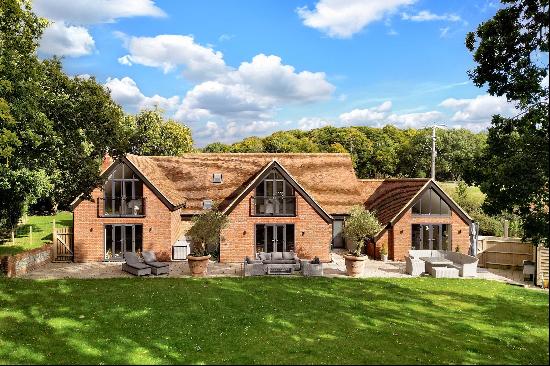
(20, 250, 540, 288)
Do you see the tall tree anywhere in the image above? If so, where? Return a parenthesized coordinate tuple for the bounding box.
(465, 0, 549, 245)
(127, 109, 194, 156)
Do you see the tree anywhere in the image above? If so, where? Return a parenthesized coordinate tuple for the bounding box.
(187, 205, 229, 257)
(343, 206, 383, 256)
(231, 136, 264, 152)
(203, 142, 231, 153)
(127, 109, 194, 156)
(465, 0, 549, 246)
(38, 59, 128, 209)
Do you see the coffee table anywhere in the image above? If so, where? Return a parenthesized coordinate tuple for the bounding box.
(420, 257, 453, 274)
(267, 264, 294, 275)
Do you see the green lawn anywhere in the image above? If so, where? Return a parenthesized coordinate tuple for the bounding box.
(0, 278, 547, 365)
(0, 212, 73, 256)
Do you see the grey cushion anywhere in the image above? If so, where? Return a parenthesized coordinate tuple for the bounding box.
(142, 251, 156, 263)
(126, 262, 149, 270)
(272, 252, 283, 261)
(124, 252, 140, 264)
(147, 261, 169, 268)
(282, 251, 294, 260)
(258, 252, 271, 261)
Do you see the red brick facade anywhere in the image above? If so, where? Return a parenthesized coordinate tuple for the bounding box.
(220, 190, 332, 263)
(73, 161, 471, 264)
(376, 208, 470, 261)
(73, 184, 178, 262)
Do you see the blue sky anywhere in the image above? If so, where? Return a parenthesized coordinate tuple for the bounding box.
(33, 0, 524, 146)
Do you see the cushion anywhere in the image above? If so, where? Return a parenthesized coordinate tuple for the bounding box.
(282, 251, 294, 260)
(142, 251, 156, 263)
(127, 262, 149, 270)
(124, 252, 140, 264)
(272, 252, 283, 261)
(258, 252, 267, 261)
(147, 261, 168, 268)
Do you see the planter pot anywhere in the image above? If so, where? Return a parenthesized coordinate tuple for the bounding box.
(187, 254, 211, 277)
(544, 279, 549, 289)
(381, 254, 388, 263)
(344, 254, 368, 277)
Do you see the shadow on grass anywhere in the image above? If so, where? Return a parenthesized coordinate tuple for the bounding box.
(0, 277, 548, 365)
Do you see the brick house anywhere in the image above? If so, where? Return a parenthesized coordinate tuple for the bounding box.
(71, 153, 472, 263)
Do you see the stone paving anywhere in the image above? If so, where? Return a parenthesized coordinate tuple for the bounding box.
(20, 249, 542, 289)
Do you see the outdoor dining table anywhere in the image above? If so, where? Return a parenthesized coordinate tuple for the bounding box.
(420, 257, 454, 275)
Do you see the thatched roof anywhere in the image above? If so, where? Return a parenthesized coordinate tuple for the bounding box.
(361, 178, 431, 225)
(125, 153, 365, 215)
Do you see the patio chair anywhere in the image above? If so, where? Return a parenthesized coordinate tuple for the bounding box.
(244, 256, 266, 276)
(142, 250, 170, 275)
(302, 257, 323, 277)
(405, 256, 425, 276)
(122, 252, 151, 276)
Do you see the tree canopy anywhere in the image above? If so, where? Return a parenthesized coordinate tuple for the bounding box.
(465, 0, 549, 246)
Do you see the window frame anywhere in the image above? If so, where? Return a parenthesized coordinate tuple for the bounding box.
(252, 169, 296, 217)
(412, 188, 451, 217)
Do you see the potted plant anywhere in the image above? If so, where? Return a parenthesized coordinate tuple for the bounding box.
(186, 204, 229, 277)
(380, 244, 388, 263)
(343, 206, 383, 277)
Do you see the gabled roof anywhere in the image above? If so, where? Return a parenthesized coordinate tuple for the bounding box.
(125, 153, 364, 215)
(363, 178, 473, 240)
(362, 178, 431, 225)
(222, 160, 332, 223)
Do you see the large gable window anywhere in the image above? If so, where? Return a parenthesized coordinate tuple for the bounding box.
(412, 188, 450, 216)
(102, 164, 144, 216)
(253, 169, 296, 216)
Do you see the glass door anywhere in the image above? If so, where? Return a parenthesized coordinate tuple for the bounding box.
(255, 224, 295, 253)
(411, 224, 452, 250)
(105, 224, 143, 260)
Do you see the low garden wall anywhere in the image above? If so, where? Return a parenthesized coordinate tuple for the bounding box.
(0, 243, 52, 277)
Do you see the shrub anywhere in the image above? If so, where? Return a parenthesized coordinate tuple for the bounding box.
(343, 206, 383, 256)
(187, 205, 229, 257)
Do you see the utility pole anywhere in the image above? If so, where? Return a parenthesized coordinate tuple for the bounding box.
(431, 126, 436, 180)
(430, 124, 446, 180)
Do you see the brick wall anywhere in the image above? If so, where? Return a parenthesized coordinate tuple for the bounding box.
(73, 184, 174, 262)
(220, 191, 332, 263)
(386, 209, 470, 261)
(0, 243, 52, 277)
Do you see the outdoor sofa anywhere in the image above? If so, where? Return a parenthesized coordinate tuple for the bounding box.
(142, 250, 170, 275)
(243, 251, 301, 276)
(122, 252, 151, 276)
(406, 250, 479, 277)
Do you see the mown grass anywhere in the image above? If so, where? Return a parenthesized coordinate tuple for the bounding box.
(0, 277, 547, 365)
(0, 212, 72, 256)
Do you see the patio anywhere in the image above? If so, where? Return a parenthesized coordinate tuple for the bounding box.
(20, 249, 538, 288)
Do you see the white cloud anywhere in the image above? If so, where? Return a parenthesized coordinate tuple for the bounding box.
(38, 22, 95, 57)
(386, 110, 443, 127)
(33, 0, 165, 24)
(338, 100, 392, 124)
(401, 10, 461, 22)
(35, 0, 165, 58)
(439, 94, 518, 124)
(439, 27, 450, 38)
(297, 0, 416, 38)
(194, 120, 280, 143)
(119, 35, 229, 82)
(104, 77, 180, 113)
(175, 54, 334, 123)
(298, 117, 331, 130)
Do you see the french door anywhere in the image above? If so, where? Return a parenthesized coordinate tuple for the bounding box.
(255, 224, 295, 253)
(412, 224, 451, 251)
(104, 224, 143, 260)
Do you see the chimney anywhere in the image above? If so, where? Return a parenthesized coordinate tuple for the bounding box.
(101, 153, 113, 173)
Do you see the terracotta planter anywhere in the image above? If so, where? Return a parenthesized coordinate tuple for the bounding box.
(344, 254, 368, 277)
(187, 254, 211, 277)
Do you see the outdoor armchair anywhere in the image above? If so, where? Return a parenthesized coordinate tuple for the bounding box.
(142, 250, 170, 275)
(122, 252, 151, 276)
(405, 256, 425, 276)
